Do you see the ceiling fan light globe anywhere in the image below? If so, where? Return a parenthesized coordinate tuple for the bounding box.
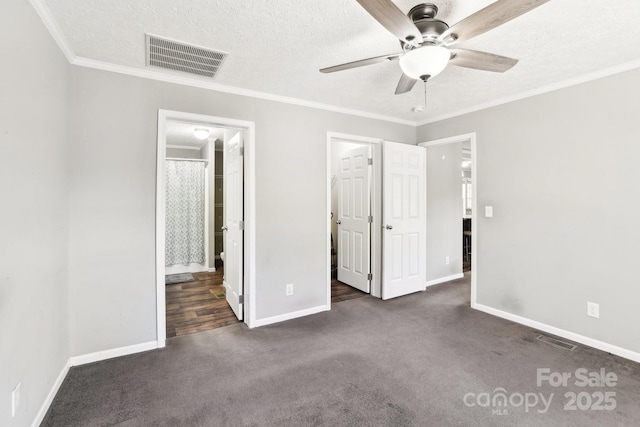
(399, 46, 450, 80)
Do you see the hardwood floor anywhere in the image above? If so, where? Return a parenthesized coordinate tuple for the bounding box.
(166, 270, 368, 338)
(331, 279, 368, 303)
(166, 269, 238, 338)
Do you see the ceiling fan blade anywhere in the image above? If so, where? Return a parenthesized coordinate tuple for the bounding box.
(320, 53, 400, 73)
(439, 0, 551, 45)
(395, 73, 417, 95)
(356, 0, 423, 45)
(449, 48, 518, 73)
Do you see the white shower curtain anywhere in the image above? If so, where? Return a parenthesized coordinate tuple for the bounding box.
(165, 160, 206, 266)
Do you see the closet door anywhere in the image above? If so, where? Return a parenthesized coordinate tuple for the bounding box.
(223, 131, 244, 320)
(381, 141, 426, 299)
(337, 145, 371, 293)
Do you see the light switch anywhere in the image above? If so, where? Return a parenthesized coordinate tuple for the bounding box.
(485, 206, 493, 218)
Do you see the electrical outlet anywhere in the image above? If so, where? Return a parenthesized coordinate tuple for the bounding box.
(587, 302, 599, 318)
(445, 256, 450, 265)
(11, 383, 21, 417)
(286, 283, 294, 296)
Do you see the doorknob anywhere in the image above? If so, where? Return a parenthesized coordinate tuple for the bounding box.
(336, 220, 342, 225)
(385, 225, 393, 230)
(221, 226, 228, 231)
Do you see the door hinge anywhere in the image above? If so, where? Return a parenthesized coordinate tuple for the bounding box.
(239, 220, 245, 230)
(367, 273, 373, 281)
(367, 215, 373, 223)
(368, 158, 373, 165)
(239, 147, 245, 156)
(239, 295, 244, 304)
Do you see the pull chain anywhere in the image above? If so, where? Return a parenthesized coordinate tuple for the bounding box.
(411, 80, 429, 114)
(423, 80, 427, 108)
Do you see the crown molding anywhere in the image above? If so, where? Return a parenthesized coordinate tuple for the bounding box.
(417, 58, 640, 126)
(29, 0, 640, 130)
(70, 57, 417, 127)
(28, 0, 75, 62)
(69, 54, 640, 130)
(27, 1, 415, 126)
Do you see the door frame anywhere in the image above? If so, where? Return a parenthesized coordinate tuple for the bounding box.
(326, 132, 383, 305)
(156, 109, 256, 347)
(418, 132, 477, 307)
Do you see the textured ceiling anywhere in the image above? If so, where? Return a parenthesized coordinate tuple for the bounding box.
(44, 0, 640, 123)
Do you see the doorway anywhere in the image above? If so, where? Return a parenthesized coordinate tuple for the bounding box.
(328, 133, 382, 304)
(462, 142, 472, 272)
(327, 133, 429, 304)
(163, 123, 220, 276)
(156, 110, 256, 347)
(419, 133, 477, 306)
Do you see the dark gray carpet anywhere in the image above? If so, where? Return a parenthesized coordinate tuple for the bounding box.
(42, 274, 640, 426)
(165, 273, 194, 285)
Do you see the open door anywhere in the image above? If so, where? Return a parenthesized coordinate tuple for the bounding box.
(382, 141, 426, 299)
(337, 145, 371, 293)
(223, 131, 244, 320)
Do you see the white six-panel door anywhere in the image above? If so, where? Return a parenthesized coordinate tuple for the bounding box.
(337, 145, 371, 293)
(382, 141, 426, 299)
(224, 131, 244, 320)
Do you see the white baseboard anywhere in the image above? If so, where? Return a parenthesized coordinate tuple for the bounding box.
(426, 273, 464, 288)
(208, 267, 217, 272)
(473, 303, 640, 364)
(31, 359, 71, 427)
(32, 340, 161, 426)
(250, 305, 330, 328)
(69, 341, 160, 366)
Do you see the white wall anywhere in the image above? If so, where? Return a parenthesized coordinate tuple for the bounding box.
(417, 67, 640, 355)
(0, 0, 72, 425)
(67, 66, 416, 355)
(424, 143, 463, 281)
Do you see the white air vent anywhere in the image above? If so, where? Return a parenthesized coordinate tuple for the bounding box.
(146, 34, 227, 78)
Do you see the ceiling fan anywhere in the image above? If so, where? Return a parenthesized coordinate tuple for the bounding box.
(320, 0, 551, 95)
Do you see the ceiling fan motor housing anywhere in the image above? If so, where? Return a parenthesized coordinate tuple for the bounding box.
(408, 3, 439, 20)
(402, 3, 449, 50)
